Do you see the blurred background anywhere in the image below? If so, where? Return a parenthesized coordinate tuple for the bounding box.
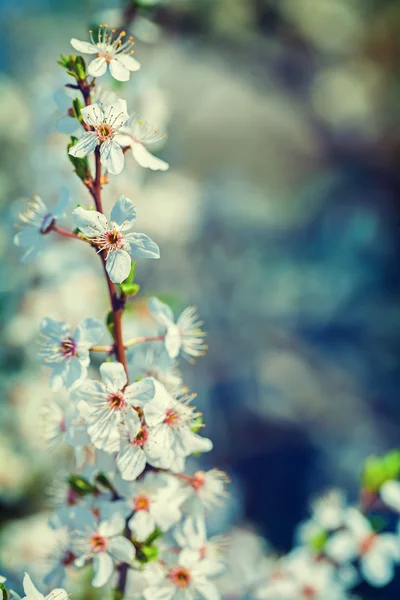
(0, 0, 399, 597)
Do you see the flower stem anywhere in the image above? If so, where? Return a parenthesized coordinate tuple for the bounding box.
(124, 334, 165, 348)
(51, 225, 87, 242)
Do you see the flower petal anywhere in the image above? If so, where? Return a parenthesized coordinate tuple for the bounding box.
(108, 536, 136, 562)
(75, 317, 104, 348)
(92, 552, 114, 588)
(117, 445, 147, 481)
(128, 511, 155, 542)
(361, 550, 395, 587)
(100, 139, 124, 175)
(72, 207, 108, 238)
(80, 104, 104, 127)
(52, 186, 70, 219)
(148, 297, 175, 328)
(114, 54, 141, 72)
(110, 195, 136, 230)
(70, 38, 98, 54)
(131, 142, 169, 171)
(164, 324, 181, 359)
(88, 57, 108, 78)
(100, 361, 127, 392)
(125, 233, 160, 259)
(99, 512, 125, 537)
(109, 58, 130, 82)
(23, 574, 44, 600)
(381, 480, 400, 512)
(124, 378, 155, 406)
(69, 131, 98, 158)
(106, 248, 132, 283)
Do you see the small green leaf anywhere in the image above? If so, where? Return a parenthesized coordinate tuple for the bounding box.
(120, 283, 140, 297)
(191, 416, 203, 433)
(0, 584, 9, 600)
(75, 56, 87, 80)
(309, 529, 328, 553)
(68, 136, 90, 181)
(67, 474, 97, 496)
(72, 97, 84, 121)
(123, 262, 136, 285)
(144, 527, 162, 545)
(136, 544, 159, 564)
(107, 311, 115, 336)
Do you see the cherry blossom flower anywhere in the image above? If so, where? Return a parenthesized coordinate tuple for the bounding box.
(178, 469, 230, 515)
(174, 515, 226, 577)
(296, 489, 348, 547)
(143, 381, 213, 470)
(72, 195, 159, 283)
(38, 317, 104, 391)
(70, 26, 141, 81)
(325, 508, 400, 587)
(69, 100, 129, 174)
(148, 297, 207, 362)
(116, 114, 169, 171)
(125, 472, 182, 541)
(117, 418, 162, 481)
(72, 509, 135, 587)
(76, 361, 155, 452)
(143, 548, 221, 600)
(21, 573, 68, 600)
(14, 188, 70, 262)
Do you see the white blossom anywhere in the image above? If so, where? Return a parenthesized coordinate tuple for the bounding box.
(380, 480, 400, 512)
(69, 100, 129, 174)
(76, 361, 155, 452)
(325, 508, 400, 587)
(38, 317, 104, 390)
(21, 573, 68, 600)
(14, 188, 70, 263)
(73, 509, 135, 587)
(72, 195, 159, 283)
(116, 115, 169, 171)
(71, 26, 140, 82)
(148, 297, 207, 361)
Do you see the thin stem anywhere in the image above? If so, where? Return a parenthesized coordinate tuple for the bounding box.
(125, 334, 165, 348)
(90, 345, 114, 353)
(51, 225, 88, 242)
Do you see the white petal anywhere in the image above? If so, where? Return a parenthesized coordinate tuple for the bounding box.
(99, 512, 125, 537)
(92, 552, 114, 587)
(81, 104, 104, 127)
(100, 361, 127, 392)
(110, 195, 136, 230)
(46, 590, 68, 600)
(88, 57, 108, 78)
(361, 550, 395, 587)
(105, 248, 131, 283)
(125, 232, 160, 259)
(23, 574, 44, 600)
(100, 139, 124, 175)
(124, 378, 155, 406)
(381, 480, 400, 512)
(52, 186, 70, 218)
(194, 580, 220, 600)
(128, 511, 155, 542)
(165, 324, 181, 359)
(117, 445, 146, 481)
(148, 297, 175, 328)
(64, 356, 85, 389)
(75, 317, 104, 348)
(114, 54, 141, 72)
(345, 508, 372, 539)
(325, 531, 357, 563)
(109, 59, 130, 82)
(70, 38, 98, 54)
(69, 131, 98, 157)
(108, 536, 136, 562)
(72, 206, 108, 237)
(14, 228, 42, 248)
(132, 142, 169, 171)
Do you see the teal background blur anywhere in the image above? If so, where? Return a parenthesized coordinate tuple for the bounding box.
(0, 0, 400, 598)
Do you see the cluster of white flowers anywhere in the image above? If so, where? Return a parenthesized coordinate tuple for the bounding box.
(11, 23, 228, 600)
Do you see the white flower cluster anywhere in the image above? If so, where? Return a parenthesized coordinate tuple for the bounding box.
(12, 23, 228, 600)
(251, 485, 400, 599)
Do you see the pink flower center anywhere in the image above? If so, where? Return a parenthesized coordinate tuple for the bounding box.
(96, 123, 114, 141)
(62, 550, 76, 566)
(66, 487, 80, 506)
(60, 337, 77, 358)
(108, 391, 126, 410)
(302, 586, 317, 599)
(105, 229, 124, 248)
(191, 471, 205, 491)
(131, 427, 148, 447)
(359, 533, 376, 556)
(134, 494, 150, 511)
(90, 534, 108, 553)
(164, 408, 180, 427)
(169, 567, 191, 589)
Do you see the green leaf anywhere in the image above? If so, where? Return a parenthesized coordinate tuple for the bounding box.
(106, 311, 115, 336)
(75, 56, 87, 80)
(67, 474, 97, 496)
(123, 262, 136, 285)
(309, 529, 328, 553)
(143, 527, 162, 545)
(72, 97, 84, 121)
(362, 450, 400, 492)
(191, 416, 203, 433)
(68, 136, 90, 181)
(120, 283, 140, 297)
(0, 584, 9, 600)
(136, 544, 159, 564)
